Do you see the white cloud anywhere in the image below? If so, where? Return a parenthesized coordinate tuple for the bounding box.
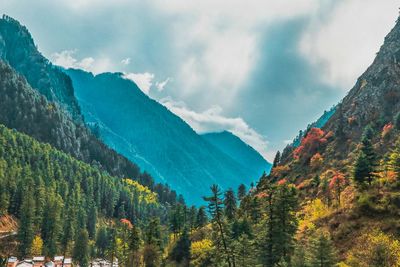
(51, 50, 114, 74)
(161, 97, 273, 161)
(155, 77, 171, 92)
(121, 57, 131, 65)
(300, 0, 399, 90)
(123, 72, 155, 94)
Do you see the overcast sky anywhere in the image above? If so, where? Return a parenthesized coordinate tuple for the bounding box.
(2, 0, 399, 160)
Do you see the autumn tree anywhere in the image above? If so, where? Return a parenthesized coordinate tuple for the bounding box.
(329, 171, 346, 206)
(30, 235, 43, 255)
(294, 128, 328, 164)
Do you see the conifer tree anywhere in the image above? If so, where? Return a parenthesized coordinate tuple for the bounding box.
(272, 151, 281, 168)
(354, 126, 377, 186)
(196, 206, 208, 228)
(18, 178, 35, 257)
(224, 188, 237, 221)
(307, 232, 337, 267)
(237, 184, 247, 201)
(169, 227, 191, 266)
(204, 184, 232, 267)
(73, 229, 90, 267)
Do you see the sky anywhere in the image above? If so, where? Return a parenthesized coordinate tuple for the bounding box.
(2, 0, 399, 161)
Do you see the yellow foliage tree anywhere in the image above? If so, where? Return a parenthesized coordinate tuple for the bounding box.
(191, 239, 213, 266)
(30, 235, 43, 255)
(347, 230, 400, 267)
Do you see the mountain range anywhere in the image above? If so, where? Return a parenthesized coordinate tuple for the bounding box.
(65, 69, 271, 204)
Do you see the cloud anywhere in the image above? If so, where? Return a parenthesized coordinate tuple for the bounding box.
(123, 72, 155, 94)
(51, 50, 114, 74)
(161, 97, 273, 160)
(121, 57, 131, 65)
(300, 0, 399, 89)
(155, 77, 171, 92)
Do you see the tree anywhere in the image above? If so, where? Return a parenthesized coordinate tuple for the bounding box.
(30, 235, 43, 255)
(259, 182, 298, 266)
(196, 206, 208, 228)
(42, 191, 63, 257)
(204, 184, 233, 267)
(73, 229, 90, 267)
(129, 224, 141, 267)
(143, 244, 159, 267)
(169, 228, 191, 266)
(329, 171, 346, 206)
(224, 188, 237, 221)
(96, 227, 109, 258)
(307, 231, 337, 267)
(18, 177, 35, 257)
(353, 126, 377, 186)
(272, 151, 281, 168)
(237, 184, 247, 201)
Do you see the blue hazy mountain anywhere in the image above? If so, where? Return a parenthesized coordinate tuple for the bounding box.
(66, 69, 266, 204)
(201, 131, 272, 179)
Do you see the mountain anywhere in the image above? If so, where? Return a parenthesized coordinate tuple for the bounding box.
(201, 131, 271, 179)
(0, 15, 81, 120)
(0, 15, 178, 205)
(259, 15, 400, 261)
(65, 69, 259, 204)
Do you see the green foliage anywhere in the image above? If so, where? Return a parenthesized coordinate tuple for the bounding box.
(73, 229, 90, 267)
(354, 126, 378, 186)
(307, 231, 337, 267)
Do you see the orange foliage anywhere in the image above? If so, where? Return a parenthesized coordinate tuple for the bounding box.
(120, 218, 133, 229)
(256, 191, 268, 199)
(329, 171, 347, 205)
(277, 178, 287, 185)
(382, 123, 394, 139)
(271, 165, 290, 177)
(294, 128, 327, 162)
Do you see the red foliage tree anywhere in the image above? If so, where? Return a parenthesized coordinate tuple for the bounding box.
(329, 171, 346, 206)
(294, 128, 328, 163)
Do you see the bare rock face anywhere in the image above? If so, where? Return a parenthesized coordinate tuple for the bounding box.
(324, 18, 400, 142)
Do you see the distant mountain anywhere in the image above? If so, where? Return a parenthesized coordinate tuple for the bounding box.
(201, 131, 271, 179)
(66, 69, 260, 204)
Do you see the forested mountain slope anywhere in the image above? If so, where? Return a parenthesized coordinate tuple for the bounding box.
(0, 59, 177, 204)
(66, 69, 257, 204)
(0, 15, 81, 120)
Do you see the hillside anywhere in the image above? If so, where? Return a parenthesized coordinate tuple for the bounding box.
(65, 68, 257, 204)
(201, 131, 271, 179)
(0, 17, 178, 204)
(0, 15, 81, 120)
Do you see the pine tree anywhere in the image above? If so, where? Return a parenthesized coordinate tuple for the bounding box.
(42, 191, 63, 257)
(87, 200, 97, 239)
(73, 229, 90, 267)
(96, 227, 109, 258)
(18, 177, 35, 257)
(260, 182, 298, 266)
(196, 206, 208, 228)
(353, 126, 377, 186)
(129, 224, 141, 267)
(272, 151, 281, 168)
(204, 184, 232, 267)
(307, 232, 337, 267)
(169, 227, 191, 265)
(224, 188, 237, 221)
(237, 184, 247, 201)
